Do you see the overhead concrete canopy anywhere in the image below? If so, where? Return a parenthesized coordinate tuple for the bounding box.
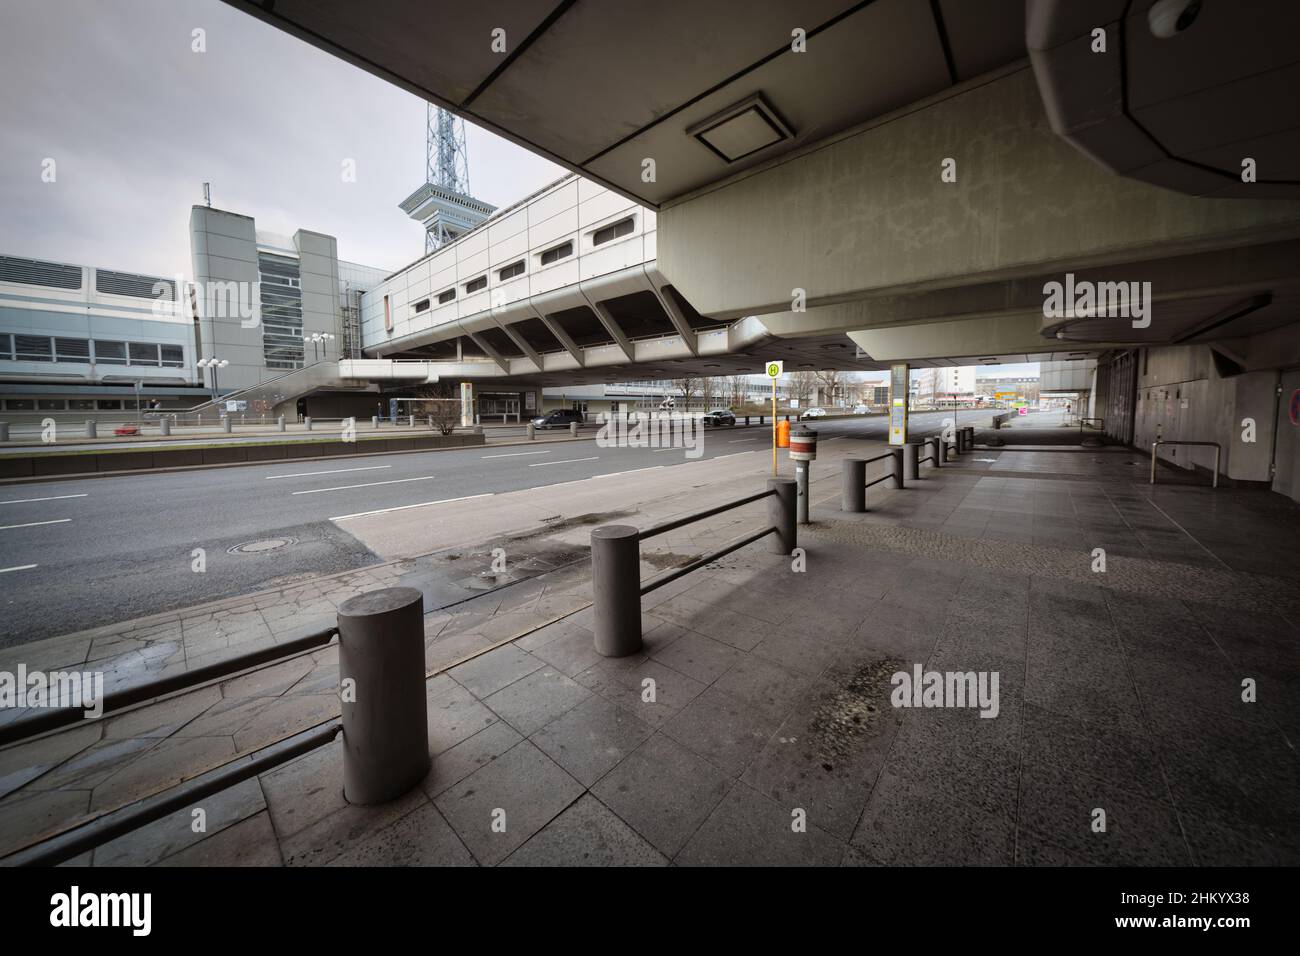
(222, 0, 1027, 207)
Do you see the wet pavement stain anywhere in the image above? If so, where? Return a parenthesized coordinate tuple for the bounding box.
(808, 656, 906, 772)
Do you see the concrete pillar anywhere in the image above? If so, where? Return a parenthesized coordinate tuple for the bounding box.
(304, 417, 312, 431)
(428, 415, 434, 430)
(569, 421, 578, 438)
(905, 442, 921, 480)
(891, 448, 905, 489)
(590, 525, 643, 658)
(336, 587, 430, 805)
(965, 426, 975, 450)
(841, 458, 866, 512)
(160, 419, 171, 436)
(767, 477, 796, 555)
(276, 416, 285, 433)
(931, 436, 943, 467)
(222, 417, 232, 433)
(0, 423, 8, 442)
(526, 423, 535, 440)
(85, 421, 96, 439)
(372, 415, 380, 429)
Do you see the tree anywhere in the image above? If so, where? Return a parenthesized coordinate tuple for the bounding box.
(726, 375, 748, 408)
(672, 376, 700, 409)
(788, 371, 817, 407)
(699, 375, 719, 410)
(814, 369, 842, 407)
(414, 382, 461, 435)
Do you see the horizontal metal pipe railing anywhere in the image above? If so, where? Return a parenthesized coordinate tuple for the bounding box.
(637, 488, 774, 541)
(0, 627, 337, 748)
(7, 722, 342, 866)
(641, 525, 777, 595)
(865, 472, 893, 489)
(1150, 439, 1221, 489)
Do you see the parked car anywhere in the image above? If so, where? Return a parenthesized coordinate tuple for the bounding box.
(852, 404, 870, 415)
(530, 409, 584, 430)
(701, 408, 736, 426)
(800, 407, 827, 420)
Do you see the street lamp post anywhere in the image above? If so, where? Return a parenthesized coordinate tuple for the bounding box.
(197, 357, 230, 401)
(310, 332, 335, 363)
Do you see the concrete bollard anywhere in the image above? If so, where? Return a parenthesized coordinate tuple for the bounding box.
(0, 422, 8, 442)
(86, 420, 97, 439)
(891, 448, 905, 489)
(905, 442, 921, 480)
(744, 416, 750, 426)
(337, 587, 430, 805)
(931, 436, 943, 467)
(590, 526, 643, 658)
(964, 426, 975, 451)
(372, 415, 380, 429)
(160, 419, 171, 437)
(277, 416, 285, 433)
(427, 415, 434, 430)
(526, 423, 535, 440)
(841, 458, 866, 512)
(569, 421, 578, 438)
(304, 417, 312, 431)
(223, 417, 232, 433)
(767, 477, 797, 555)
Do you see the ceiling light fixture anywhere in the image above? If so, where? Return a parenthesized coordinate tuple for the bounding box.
(687, 93, 793, 164)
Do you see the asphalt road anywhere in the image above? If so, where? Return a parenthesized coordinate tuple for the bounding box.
(0, 410, 987, 645)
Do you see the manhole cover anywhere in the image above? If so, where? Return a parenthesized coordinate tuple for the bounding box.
(228, 537, 294, 555)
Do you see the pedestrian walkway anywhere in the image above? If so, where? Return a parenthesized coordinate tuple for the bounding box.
(2, 439, 1296, 865)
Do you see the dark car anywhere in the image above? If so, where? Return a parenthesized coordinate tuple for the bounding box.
(701, 408, 736, 426)
(530, 409, 584, 429)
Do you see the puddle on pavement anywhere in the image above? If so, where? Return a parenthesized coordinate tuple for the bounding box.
(808, 656, 906, 772)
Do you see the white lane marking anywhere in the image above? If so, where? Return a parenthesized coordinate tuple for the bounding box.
(528, 457, 599, 467)
(481, 451, 552, 459)
(651, 447, 680, 452)
(823, 436, 845, 441)
(593, 466, 664, 479)
(291, 476, 437, 495)
(265, 465, 391, 480)
(728, 438, 757, 443)
(0, 494, 88, 505)
(330, 494, 492, 522)
(711, 451, 756, 460)
(0, 518, 71, 531)
(0, 564, 38, 574)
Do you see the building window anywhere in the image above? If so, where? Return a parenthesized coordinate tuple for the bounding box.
(37, 398, 67, 410)
(540, 242, 572, 266)
(413, 298, 430, 314)
(14, 335, 53, 362)
(95, 269, 174, 300)
(128, 342, 161, 366)
(592, 217, 634, 246)
(4, 399, 35, 410)
(55, 338, 91, 362)
(258, 251, 305, 370)
(0, 333, 11, 360)
(498, 260, 525, 281)
(93, 340, 127, 365)
(96, 399, 122, 410)
(464, 275, 487, 294)
(437, 288, 456, 305)
(160, 345, 184, 368)
(69, 399, 95, 411)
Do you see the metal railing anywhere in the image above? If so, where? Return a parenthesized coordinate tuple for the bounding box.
(589, 478, 795, 657)
(1150, 439, 1221, 488)
(841, 450, 902, 512)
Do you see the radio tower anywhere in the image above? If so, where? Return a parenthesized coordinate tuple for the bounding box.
(400, 104, 494, 254)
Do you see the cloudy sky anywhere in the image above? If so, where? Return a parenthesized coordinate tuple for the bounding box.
(0, 0, 565, 279)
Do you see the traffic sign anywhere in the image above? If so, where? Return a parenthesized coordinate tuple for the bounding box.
(766, 361, 783, 378)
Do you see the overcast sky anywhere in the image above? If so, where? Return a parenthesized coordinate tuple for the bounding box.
(0, 0, 565, 280)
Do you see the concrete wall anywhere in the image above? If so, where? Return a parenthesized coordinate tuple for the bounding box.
(190, 206, 263, 393)
(1137, 346, 1281, 484)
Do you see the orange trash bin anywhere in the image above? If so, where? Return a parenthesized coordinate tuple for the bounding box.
(776, 419, 791, 448)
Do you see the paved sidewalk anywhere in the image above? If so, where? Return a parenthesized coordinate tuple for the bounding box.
(3, 440, 1297, 865)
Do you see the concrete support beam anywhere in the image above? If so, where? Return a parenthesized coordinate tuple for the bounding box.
(647, 278, 699, 356)
(539, 314, 585, 366)
(585, 296, 635, 362)
(465, 331, 510, 374)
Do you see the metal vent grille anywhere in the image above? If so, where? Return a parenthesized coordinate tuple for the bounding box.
(96, 269, 174, 300)
(0, 256, 82, 290)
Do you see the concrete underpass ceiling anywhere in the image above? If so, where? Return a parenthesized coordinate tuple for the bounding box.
(1028, 0, 1300, 198)
(221, 0, 1027, 207)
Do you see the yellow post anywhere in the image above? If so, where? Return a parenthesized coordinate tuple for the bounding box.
(771, 377, 777, 476)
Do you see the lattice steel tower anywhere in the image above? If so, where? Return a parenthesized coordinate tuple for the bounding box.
(400, 104, 494, 254)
